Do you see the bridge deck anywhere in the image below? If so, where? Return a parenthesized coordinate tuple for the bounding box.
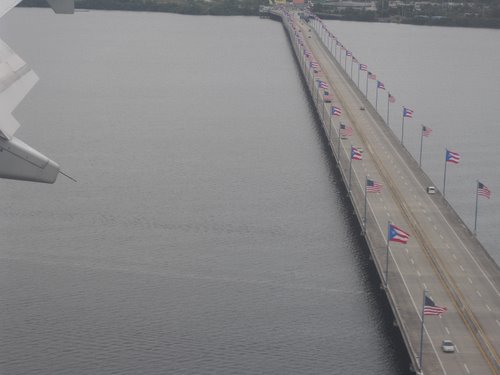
(272, 8, 500, 375)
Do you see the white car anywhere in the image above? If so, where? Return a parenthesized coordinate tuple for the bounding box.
(441, 340, 455, 353)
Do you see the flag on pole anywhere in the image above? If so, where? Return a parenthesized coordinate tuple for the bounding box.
(377, 81, 385, 90)
(331, 106, 342, 116)
(310, 61, 320, 68)
(367, 71, 376, 80)
(352, 56, 358, 64)
(422, 126, 432, 137)
(317, 80, 329, 89)
(346, 50, 352, 56)
(423, 295, 448, 315)
(366, 179, 383, 193)
(388, 93, 396, 103)
(388, 223, 410, 244)
(340, 123, 353, 137)
(477, 181, 491, 199)
(445, 149, 460, 164)
(359, 64, 368, 71)
(351, 146, 363, 160)
(403, 107, 414, 118)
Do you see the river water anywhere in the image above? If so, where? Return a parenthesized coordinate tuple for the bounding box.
(0, 8, 496, 374)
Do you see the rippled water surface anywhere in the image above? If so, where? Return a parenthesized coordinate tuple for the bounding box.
(4, 8, 492, 374)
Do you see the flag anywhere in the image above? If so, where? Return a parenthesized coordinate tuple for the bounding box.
(366, 179, 383, 193)
(388, 92, 396, 103)
(340, 123, 352, 137)
(351, 146, 363, 160)
(377, 81, 385, 90)
(352, 56, 358, 64)
(388, 223, 410, 244)
(359, 63, 368, 71)
(477, 181, 491, 199)
(346, 50, 352, 56)
(310, 61, 320, 68)
(403, 107, 414, 118)
(423, 295, 447, 316)
(445, 149, 460, 164)
(331, 106, 342, 116)
(422, 126, 432, 137)
(367, 71, 376, 80)
(317, 80, 329, 89)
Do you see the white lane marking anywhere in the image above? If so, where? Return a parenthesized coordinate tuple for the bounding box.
(476, 290, 482, 297)
(486, 304, 491, 312)
(464, 364, 470, 374)
(459, 265, 465, 272)
(445, 327, 450, 335)
(468, 277, 473, 284)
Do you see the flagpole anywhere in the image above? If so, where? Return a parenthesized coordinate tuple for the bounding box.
(337, 124, 341, 163)
(375, 87, 379, 111)
(357, 67, 360, 88)
(365, 74, 369, 97)
(385, 221, 390, 287)
(349, 145, 353, 193)
(363, 177, 368, 234)
(418, 289, 426, 372)
(386, 94, 390, 126)
(443, 149, 448, 198)
(419, 125, 424, 168)
(401, 112, 405, 145)
(474, 180, 479, 235)
(350, 58, 353, 79)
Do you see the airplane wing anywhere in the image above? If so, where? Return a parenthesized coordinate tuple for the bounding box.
(0, 0, 74, 183)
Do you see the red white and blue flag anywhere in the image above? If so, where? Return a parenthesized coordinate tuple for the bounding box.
(351, 146, 363, 160)
(346, 50, 352, 56)
(340, 123, 353, 137)
(388, 223, 410, 244)
(310, 61, 320, 68)
(445, 149, 460, 164)
(377, 81, 385, 90)
(423, 295, 448, 316)
(359, 64, 368, 71)
(403, 107, 414, 118)
(317, 80, 329, 89)
(477, 181, 491, 199)
(366, 179, 383, 193)
(422, 126, 432, 137)
(331, 106, 342, 116)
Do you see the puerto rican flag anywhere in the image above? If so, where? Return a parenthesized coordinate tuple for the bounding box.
(445, 149, 460, 164)
(403, 107, 414, 118)
(388, 223, 410, 244)
(351, 146, 363, 160)
(331, 106, 342, 116)
(317, 80, 329, 89)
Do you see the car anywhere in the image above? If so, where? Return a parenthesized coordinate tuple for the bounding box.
(360, 106, 365, 110)
(426, 186, 436, 194)
(441, 340, 455, 353)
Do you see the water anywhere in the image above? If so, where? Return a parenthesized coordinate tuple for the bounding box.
(322, 20, 500, 260)
(2, 8, 495, 374)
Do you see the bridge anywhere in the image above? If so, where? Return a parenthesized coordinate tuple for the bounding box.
(264, 7, 500, 375)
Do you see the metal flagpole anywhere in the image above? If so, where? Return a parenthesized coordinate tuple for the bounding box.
(375, 87, 379, 111)
(385, 221, 390, 287)
(401, 113, 405, 145)
(365, 74, 369, 97)
(350, 58, 354, 79)
(419, 125, 424, 168)
(386, 94, 390, 125)
(363, 177, 368, 234)
(349, 146, 353, 193)
(337, 124, 342, 163)
(344, 53, 347, 71)
(357, 67, 360, 88)
(443, 149, 448, 198)
(418, 290, 426, 371)
(474, 180, 479, 234)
